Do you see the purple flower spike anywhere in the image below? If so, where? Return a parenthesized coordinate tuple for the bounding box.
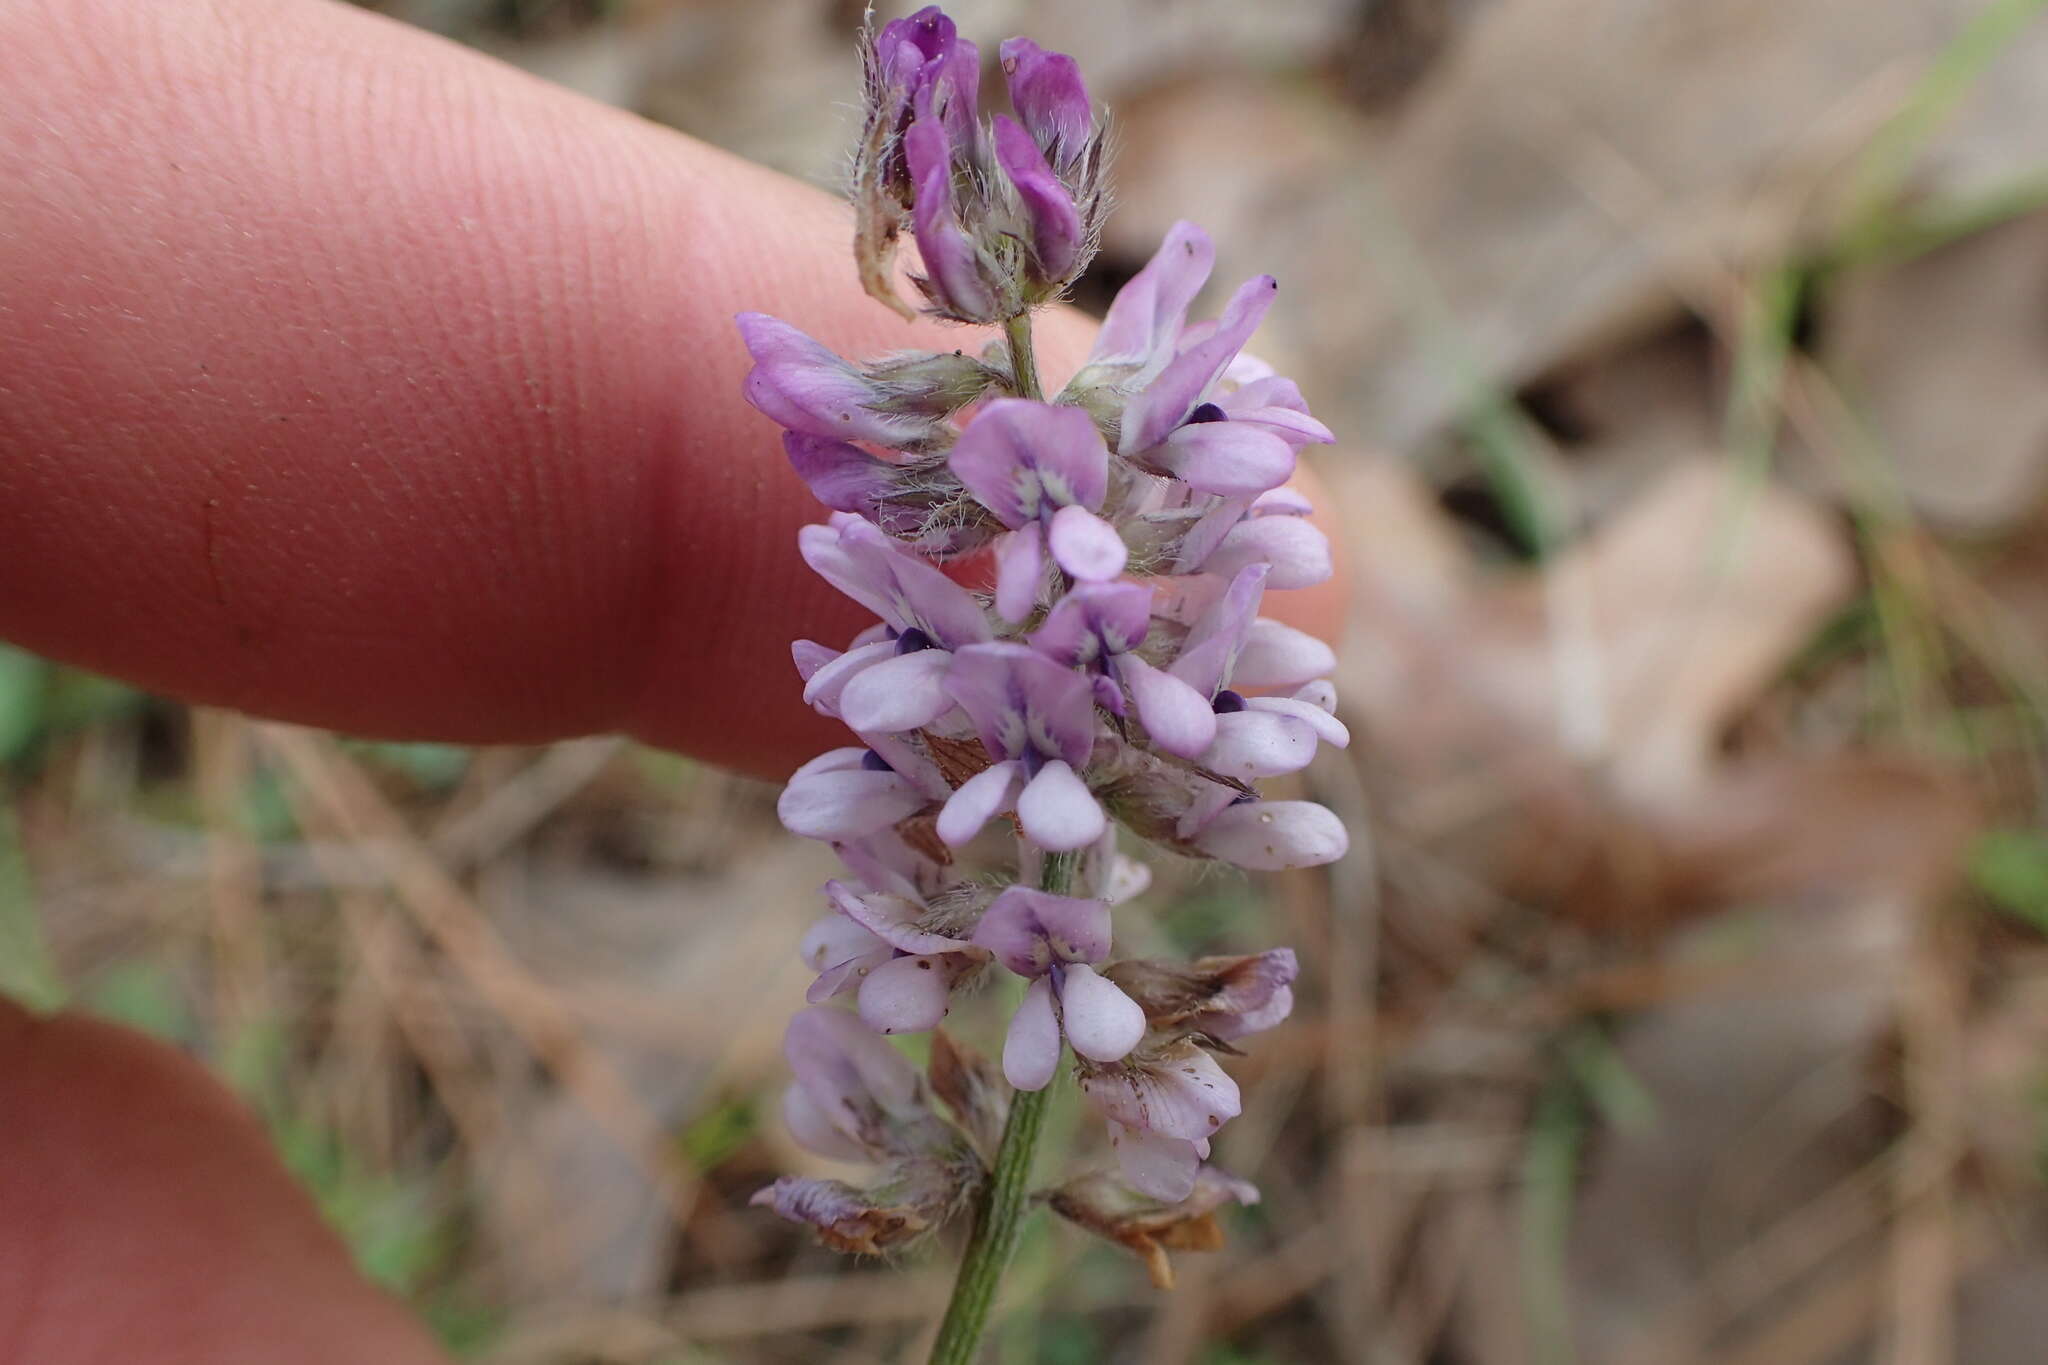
(950, 399, 1110, 526)
(738, 313, 939, 449)
(999, 37, 1093, 163)
(1120, 274, 1280, 454)
(971, 885, 1113, 976)
(993, 114, 1083, 282)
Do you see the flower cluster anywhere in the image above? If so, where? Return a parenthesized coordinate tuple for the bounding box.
(741, 6, 1348, 1279)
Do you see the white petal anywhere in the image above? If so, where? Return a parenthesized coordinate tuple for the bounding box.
(801, 639, 895, 716)
(1120, 654, 1217, 758)
(857, 954, 954, 1034)
(1003, 976, 1062, 1091)
(993, 524, 1045, 624)
(1105, 855, 1152, 905)
(1243, 695, 1349, 748)
(1016, 760, 1105, 852)
(1291, 679, 1337, 712)
(936, 760, 1022, 847)
(1230, 618, 1337, 690)
(1108, 1123, 1201, 1203)
(1200, 514, 1332, 590)
(1047, 504, 1128, 582)
(1193, 799, 1349, 870)
(777, 766, 924, 841)
(1201, 710, 1318, 779)
(783, 1083, 867, 1163)
(1058, 964, 1146, 1063)
(839, 647, 955, 732)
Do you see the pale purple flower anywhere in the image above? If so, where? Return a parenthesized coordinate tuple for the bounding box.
(778, 747, 928, 842)
(753, 1005, 979, 1252)
(1029, 582, 1217, 758)
(1190, 798, 1349, 870)
(970, 886, 1144, 1086)
(738, 313, 946, 449)
(811, 880, 988, 1035)
(1197, 486, 1335, 590)
(1081, 1042, 1243, 1202)
(798, 514, 993, 733)
(936, 643, 1105, 852)
(949, 399, 1126, 619)
(1078, 220, 1215, 384)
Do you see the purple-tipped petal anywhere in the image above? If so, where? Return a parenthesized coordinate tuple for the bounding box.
(1200, 512, 1332, 590)
(1169, 565, 1269, 698)
(793, 639, 839, 684)
(1218, 378, 1336, 447)
(972, 885, 1114, 976)
(1118, 654, 1218, 758)
(839, 647, 956, 732)
(1058, 964, 1146, 1063)
(1193, 799, 1348, 870)
(1017, 759, 1106, 852)
(779, 749, 926, 841)
(905, 119, 995, 321)
(1244, 695, 1349, 748)
(945, 643, 1096, 769)
(998, 37, 1093, 159)
(858, 953, 956, 1034)
(1149, 422, 1297, 498)
(1004, 976, 1063, 1091)
(1120, 275, 1280, 454)
(950, 399, 1111, 525)
(1031, 581, 1153, 667)
(993, 115, 1082, 280)
(1107, 1124, 1203, 1203)
(784, 431, 898, 514)
(802, 638, 895, 716)
(1048, 504, 1128, 582)
(993, 524, 1045, 623)
(937, 759, 1023, 847)
(1232, 618, 1338, 690)
(1088, 221, 1215, 372)
(739, 313, 933, 447)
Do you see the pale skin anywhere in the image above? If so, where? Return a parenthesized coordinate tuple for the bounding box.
(0, 2, 1348, 1358)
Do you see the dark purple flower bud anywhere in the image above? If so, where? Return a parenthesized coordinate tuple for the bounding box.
(998, 37, 1094, 165)
(992, 114, 1083, 283)
(905, 117, 999, 322)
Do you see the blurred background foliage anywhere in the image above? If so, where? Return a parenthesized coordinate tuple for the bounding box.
(11, 0, 2048, 1359)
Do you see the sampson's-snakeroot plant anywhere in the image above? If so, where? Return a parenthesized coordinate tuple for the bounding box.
(739, 9, 1347, 1360)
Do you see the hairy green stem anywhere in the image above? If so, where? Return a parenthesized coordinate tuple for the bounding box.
(1004, 312, 1043, 401)
(927, 831, 1067, 1365)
